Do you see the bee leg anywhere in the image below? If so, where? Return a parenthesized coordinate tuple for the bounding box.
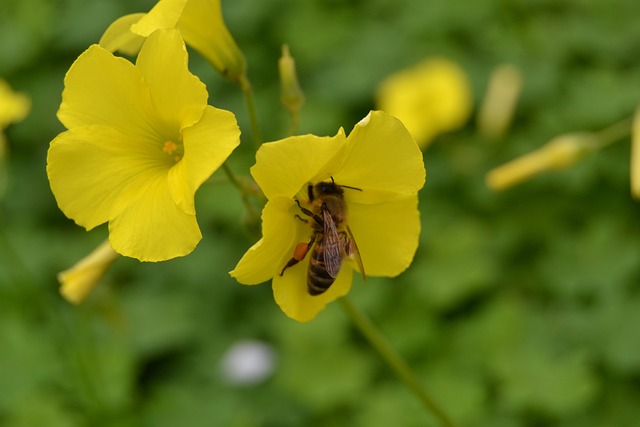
(295, 199, 323, 226)
(279, 234, 316, 276)
(294, 214, 308, 223)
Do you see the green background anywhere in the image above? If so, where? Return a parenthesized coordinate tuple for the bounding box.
(2, 0, 640, 426)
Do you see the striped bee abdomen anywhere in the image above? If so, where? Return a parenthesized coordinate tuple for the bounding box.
(307, 234, 342, 295)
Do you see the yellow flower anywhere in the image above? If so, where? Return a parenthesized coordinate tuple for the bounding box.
(231, 111, 425, 322)
(631, 108, 640, 199)
(376, 58, 472, 149)
(486, 133, 596, 191)
(58, 241, 119, 304)
(100, 0, 246, 82)
(47, 29, 240, 262)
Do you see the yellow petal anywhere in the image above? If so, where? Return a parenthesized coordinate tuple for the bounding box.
(130, 0, 188, 36)
(57, 44, 156, 139)
(108, 172, 201, 262)
(136, 29, 207, 136)
(47, 126, 162, 230)
(334, 111, 425, 202)
(168, 105, 240, 214)
(348, 195, 421, 277)
(251, 131, 346, 199)
(231, 197, 302, 285)
(178, 0, 246, 80)
(58, 241, 119, 304)
(273, 262, 353, 323)
(99, 13, 146, 55)
(631, 108, 640, 199)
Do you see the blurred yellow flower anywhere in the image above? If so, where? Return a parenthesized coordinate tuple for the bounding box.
(47, 29, 240, 262)
(376, 58, 472, 149)
(477, 64, 522, 140)
(0, 78, 30, 196)
(632, 108, 640, 199)
(100, 0, 246, 82)
(486, 133, 596, 191)
(231, 111, 425, 322)
(59, 241, 119, 304)
(0, 79, 30, 131)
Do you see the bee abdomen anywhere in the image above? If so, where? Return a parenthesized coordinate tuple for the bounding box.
(307, 269, 335, 295)
(307, 242, 335, 296)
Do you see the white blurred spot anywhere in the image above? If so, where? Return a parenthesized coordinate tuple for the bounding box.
(219, 340, 276, 386)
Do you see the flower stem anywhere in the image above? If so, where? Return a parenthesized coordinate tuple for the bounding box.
(239, 74, 263, 149)
(287, 110, 300, 136)
(221, 162, 259, 216)
(220, 162, 262, 240)
(592, 115, 633, 149)
(338, 297, 458, 427)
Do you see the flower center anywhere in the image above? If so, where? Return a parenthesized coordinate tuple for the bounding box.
(161, 135, 184, 163)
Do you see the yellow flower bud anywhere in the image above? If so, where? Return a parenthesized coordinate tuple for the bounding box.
(486, 133, 596, 191)
(278, 45, 304, 115)
(477, 64, 522, 140)
(58, 241, 119, 304)
(631, 108, 640, 199)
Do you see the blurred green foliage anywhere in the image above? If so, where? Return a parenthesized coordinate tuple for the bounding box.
(2, 0, 640, 426)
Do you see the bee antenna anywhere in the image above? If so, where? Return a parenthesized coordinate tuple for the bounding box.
(341, 184, 362, 192)
(329, 176, 362, 192)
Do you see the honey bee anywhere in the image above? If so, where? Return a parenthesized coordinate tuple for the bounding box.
(279, 178, 366, 295)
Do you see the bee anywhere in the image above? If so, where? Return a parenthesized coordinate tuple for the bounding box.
(279, 178, 366, 295)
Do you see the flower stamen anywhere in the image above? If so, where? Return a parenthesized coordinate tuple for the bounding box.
(162, 139, 183, 162)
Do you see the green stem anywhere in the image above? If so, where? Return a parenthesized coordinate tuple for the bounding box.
(592, 116, 633, 149)
(338, 297, 458, 427)
(287, 110, 300, 136)
(239, 74, 263, 149)
(221, 162, 260, 223)
(221, 161, 243, 191)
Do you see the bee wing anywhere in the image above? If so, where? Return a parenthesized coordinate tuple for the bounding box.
(346, 225, 366, 283)
(322, 207, 343, 278)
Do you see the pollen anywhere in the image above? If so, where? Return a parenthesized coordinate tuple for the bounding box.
(162, 140, 183, 162)
(162, 140, 179, 155)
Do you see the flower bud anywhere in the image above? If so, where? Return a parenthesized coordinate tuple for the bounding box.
(477, 64, 522, 140)
(279, 45, 305, 115)
(58, 241, 119, 304)
(486, 132, 596, 190)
